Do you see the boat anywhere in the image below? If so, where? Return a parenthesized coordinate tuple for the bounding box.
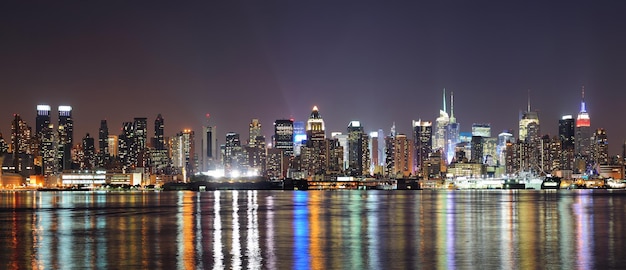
(606, 178, 626, 189)
(541, 176, 561, 189)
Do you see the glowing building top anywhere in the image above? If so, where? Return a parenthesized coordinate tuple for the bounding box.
(576, 86, 590, 127)
(306, 106, 325, 140)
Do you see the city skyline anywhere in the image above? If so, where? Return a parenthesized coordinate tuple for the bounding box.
(2, 1, 626, 155)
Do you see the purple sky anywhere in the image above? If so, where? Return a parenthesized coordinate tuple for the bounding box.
(2, 1, 626, 154)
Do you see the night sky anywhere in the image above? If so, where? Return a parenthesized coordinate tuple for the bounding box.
(2, 1, 626, 154)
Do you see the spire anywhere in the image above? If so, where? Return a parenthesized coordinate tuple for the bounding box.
(527, 89, 531, 112)
(580, 85, 586, 112)
(442, 88, 447, 113)
(391, 122, 396, 137)
(450, 91, 456, 123)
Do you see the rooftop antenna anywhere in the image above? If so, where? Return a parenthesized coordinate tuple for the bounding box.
(443, 88, 447, 113)
(450, 91, 456, 123)
(527, 89, 531, 112)
(580, 85, 586, 112)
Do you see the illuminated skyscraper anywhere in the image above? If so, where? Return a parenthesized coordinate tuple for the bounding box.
(434, 88, 450, 154)
(347, 121, 369, 176)
(154, 114, 165, 150)
(11, 114, 32, 173)
(224, 132, 243, 170)
(472, 123, 491, 138)
(293, 121, 306, 156)
(107, 135, 118, 157)
(150, 114, 169, 174)
(98, 120, 109, 167)
(82, 133, 95, 169)
(133, 117, 148, 167)
(519, 94, 540, 143)
(273, 119, 294, 157)
(306, 106, 325, 141)
(575, 86, 591, 162)
(57, 105, 73, 171)
(592, 128, 608, 165)
(118, 122, 135, 172)
(446, 92, 460, 164)
(413, 119, 432, 175)
(559, 115, 575, 171)
(35, 105, 51, 135)
(201, 114, 218, 171)
(172, 129, 195, 176)
(301, 106, 327, 176)
(249, 118, 262, 146)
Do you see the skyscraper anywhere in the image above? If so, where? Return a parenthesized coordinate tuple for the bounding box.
(559, 115, 575, 171)
(35, 105, 51, 135)
(224, 132, 242, 170)
(592, 128, 608, 166)
(201, 114, 218, 171)
(11, 114, 32, 173)
(413, 119, 432, 175)
(446, 92, 460, 164)
(154, 114, 165, 150)
(293, 121, 306, 156)
(306, 106, 325, 141)
(347, 121, 368, 176)
(519, 94, 540, 143)
(57, 105, 73, 171)
(273, 119, 294, 157)
(82, 133, 95, 169)
(151, 114, 169, 174)
(98, 120, 109, 167)
(249, 118, 262, 146)
(434, 89, 450, 157)
(575, 86, 591, 163)
(172, 129, 195, 176)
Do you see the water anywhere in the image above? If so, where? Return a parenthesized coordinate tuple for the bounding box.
(1, 190, 625, 269)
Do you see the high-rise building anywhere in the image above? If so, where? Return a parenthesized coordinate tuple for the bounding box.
(249, 118, 262, 146)
(393, 134, 413, 177)
(98, 120, 109, 167)
(434, 88, 450, 154)
(150, 114, 169, 174)
(575, 86, 592, 163)
(471, 136, 484, 164)
(472, 123, 491, 138)
(172, 129, 195, 176)
(201, 114, 218, 171)
(332, 132, 349, 170)
(11, 114, 32, 174)
(36, 105, 51, 135)
(82, 133, 95, 170)
(57, 106, 73, 171)
(154, 114, 165, 150)
(559, 115, 575, 171)
(41, 123, 56, 176)
(301, 106, 327, 177)
(293, 121, 306, 156)
(497, 131, 513, 167)
(224, 132, 243, 170)
(347, 121, 369, 176)
(413, 119, 432, 175)
(369, 131, 380, 175)
(592, 128, 608, 165)
(273, 119, 294, 157)
(518, 94, 540, 143)
(306, 106, 325, 141)
(446, 92, 460, 163)
(133, 117, 148, 168)
(118, 122, 136, 172)
(107, 135, 118, 157)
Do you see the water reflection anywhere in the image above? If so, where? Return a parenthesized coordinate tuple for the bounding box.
(0, 190, 626, 269)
